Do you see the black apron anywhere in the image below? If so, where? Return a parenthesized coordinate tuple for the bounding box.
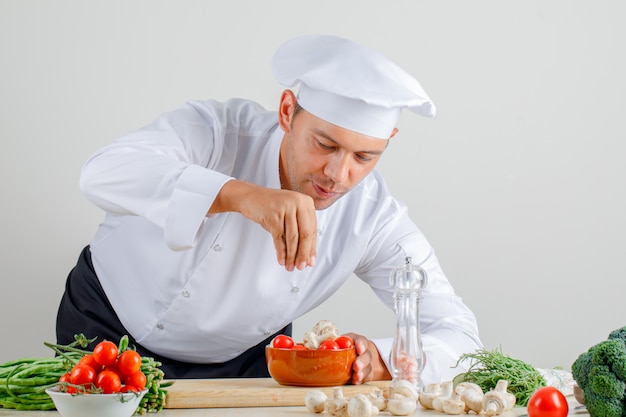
(56, 246, 291, 379)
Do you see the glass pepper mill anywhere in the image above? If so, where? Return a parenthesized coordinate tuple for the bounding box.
(389, 256, 428, 390)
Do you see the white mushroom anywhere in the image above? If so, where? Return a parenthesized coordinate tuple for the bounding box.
(389, 379, 418, 401)
(334, 401, 350, 417)
(303, 321, 339, 349)
(303, 331, 322, 349)
(387, 397, 417, 416)
(312, 320, 339, 335)
(442, 390, 465, 415)
(493, 379, 516, 411)
(455, 381, 483, 394)
(325, 387, 348, 416)
(482, 390, 508, 416)
(347, 393, 378, 417)
(455, 382, 484, 414)
(367, 388, 387, 411)
(304, 390, 327, 413)
(432, 380, 453, 412)
(418, 383, 441, 410)
(387, 379, 418, 416)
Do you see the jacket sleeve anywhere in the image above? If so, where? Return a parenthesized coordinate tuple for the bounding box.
(79, 100, 234, 251)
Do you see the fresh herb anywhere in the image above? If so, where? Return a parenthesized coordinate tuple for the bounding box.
(453, 347, 546, 406)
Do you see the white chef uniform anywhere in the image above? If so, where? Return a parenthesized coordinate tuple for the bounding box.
(80, 34, 483, 384)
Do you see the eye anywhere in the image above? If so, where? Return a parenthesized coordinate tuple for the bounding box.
(355, 153, 374, 163)
(316, 140, 335, 151)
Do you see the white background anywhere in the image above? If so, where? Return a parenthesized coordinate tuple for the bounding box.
(1, 1, 624, 375)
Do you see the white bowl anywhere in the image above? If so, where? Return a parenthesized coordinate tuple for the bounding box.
(46, 387, 147, 417)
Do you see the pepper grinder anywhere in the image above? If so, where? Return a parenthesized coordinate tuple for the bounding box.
(389, 256, 428, 390)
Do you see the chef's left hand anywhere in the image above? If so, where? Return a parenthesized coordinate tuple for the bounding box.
(344, 333, 391, 384)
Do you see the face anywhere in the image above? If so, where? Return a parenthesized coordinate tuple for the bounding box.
(278, 90, 395, 210)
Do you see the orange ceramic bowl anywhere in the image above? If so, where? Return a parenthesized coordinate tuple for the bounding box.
(266, 345, 357, 387)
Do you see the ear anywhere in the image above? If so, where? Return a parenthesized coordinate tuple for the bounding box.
(278, 89, 298, 132)
(388, 127, 399, 139)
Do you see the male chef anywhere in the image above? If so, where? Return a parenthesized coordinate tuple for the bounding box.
(56, 34, 482, 384)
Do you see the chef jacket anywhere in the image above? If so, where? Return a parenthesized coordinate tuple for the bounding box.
(81, 98, 482, 384)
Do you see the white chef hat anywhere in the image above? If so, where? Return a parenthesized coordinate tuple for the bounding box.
(271, 34, 436, 139)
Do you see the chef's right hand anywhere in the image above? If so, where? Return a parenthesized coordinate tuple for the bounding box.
(208, 179, 317, 271)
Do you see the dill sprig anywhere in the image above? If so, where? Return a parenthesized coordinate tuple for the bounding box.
(453, 347, 546, 406)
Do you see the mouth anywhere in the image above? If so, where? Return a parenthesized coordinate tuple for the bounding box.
(311, 182, 338, 200)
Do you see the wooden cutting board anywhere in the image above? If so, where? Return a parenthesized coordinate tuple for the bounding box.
(164, 378, 391, 408)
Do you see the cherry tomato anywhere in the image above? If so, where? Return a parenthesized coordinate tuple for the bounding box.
(95, 370, 122, 394)
(292, 344, 307, 350)
(335, 336, 355, 349)
(272, 335, 295, 349)
(58, 372, 72, 392)
(527, 387, 569, 417)
(117, 350, 142, 376)
(319, 339, 340, 350)
(58, 372, 71, 384)
(93, 340, 118, 366)
(69, 364, 96, 386)
(103, 361, 121, 376)
(59, 373, 72, 393)
(78, 354, 103, 373)
(121, 385, 139, 393)
(124, 370, 147, 390)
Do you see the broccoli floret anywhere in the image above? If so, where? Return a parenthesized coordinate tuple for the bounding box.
(582, 387, 623, 417)
(572, 328, 626, 417)
(588, 364, 626, 398)
(590, 339, 626, 380)
(572, 350, 593, 387)
(608, 326, 626, 343)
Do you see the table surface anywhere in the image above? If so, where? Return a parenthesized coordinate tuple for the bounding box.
(0, 401, 588, 417)
(0, 376, 587, 417)
(0, 407, 528, 417)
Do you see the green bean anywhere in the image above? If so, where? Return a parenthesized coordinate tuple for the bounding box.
(0, 377, 59, 387)
(159, 380, 175, 388)
(11, 365, 65, 380)
(0, 399, 56, 410)
(0, 358, 47, 368)
(4, 392, 51, 403)
(0, 384, 52, 395)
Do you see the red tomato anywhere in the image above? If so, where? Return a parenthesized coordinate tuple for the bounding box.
(121, 385, 139, 393)
(58, 372, 72, 392)
(319, 339, 340, 350)
(272, 335, 295, 349)
(117, 350, 142, 376)
(124, 370, 147, 390)
(527, 387, 569, 417)
(69, 364, 96, 386)
(78, 354, 103, 373)
(292, 344, 307, 350)
(95, 370, 122, 394)
(93, 341, 118, 366)
(103, 361, 121, 376)
(335, 336, 354, 349)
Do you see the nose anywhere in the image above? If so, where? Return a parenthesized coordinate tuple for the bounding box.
(324, 153, 351, 185)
